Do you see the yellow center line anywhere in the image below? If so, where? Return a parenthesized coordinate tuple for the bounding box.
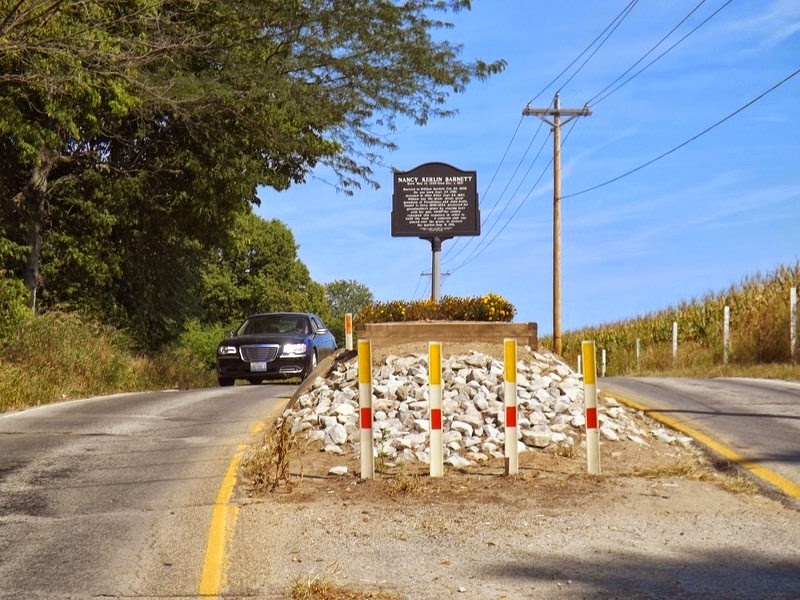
(606, 391, 800, 500)
(198, 400, 287, 598)
(198, 445, 244, 598)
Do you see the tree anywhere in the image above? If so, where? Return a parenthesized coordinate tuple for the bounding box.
(200, 212, 329, 327)
(0, 0, 197, 306)
(324, 279, 374, 346)
(1, 0, 504, 343)
(325, 279, 374, 317)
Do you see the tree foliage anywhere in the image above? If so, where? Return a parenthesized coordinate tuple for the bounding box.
(325, 279, 375, 316)
(201, 212, 330, 326)
(324, 278, 374, 344)
(0, 272, 29, 344)
(0, 0, 504, 348)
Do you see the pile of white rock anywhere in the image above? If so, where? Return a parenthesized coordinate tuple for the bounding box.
(283, 349, 687, 468)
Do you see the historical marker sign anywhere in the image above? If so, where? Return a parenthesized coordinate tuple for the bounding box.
(392, 162, 479, 239)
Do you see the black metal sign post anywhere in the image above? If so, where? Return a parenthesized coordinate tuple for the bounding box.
(391, 162, 479, 301)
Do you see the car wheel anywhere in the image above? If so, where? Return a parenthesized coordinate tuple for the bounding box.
(218, 377, 235, 387)
(303, 350, 318, 379)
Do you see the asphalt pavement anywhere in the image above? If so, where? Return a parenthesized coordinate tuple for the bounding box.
(0, 385, 289, 598)
(600, 376, 800, 499)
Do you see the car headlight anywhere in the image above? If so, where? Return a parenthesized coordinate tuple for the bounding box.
(281, 343, 307, 357)
(217, 345, 238, 356)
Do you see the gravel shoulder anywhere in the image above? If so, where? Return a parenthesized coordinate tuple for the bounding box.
(224, 344, 800, 599)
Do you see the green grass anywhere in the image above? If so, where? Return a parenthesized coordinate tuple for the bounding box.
(0, 311, 215, 412)
(635, 362, 800, 381)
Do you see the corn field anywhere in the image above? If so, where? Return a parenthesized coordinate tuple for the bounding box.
(555, 262, 800, 375)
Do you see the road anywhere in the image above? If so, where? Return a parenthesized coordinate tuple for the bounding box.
(600, 377, 800, 496)
(0, 385, 290, 599)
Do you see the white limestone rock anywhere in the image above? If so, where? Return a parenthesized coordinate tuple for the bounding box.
(600, 426, 619, 441)
(324, 423, 347, 445)
(651, 429, 677, 444)
(521, 427, 552, 448)
(285, 349, 640, 466)
(444, 455, 473, 468)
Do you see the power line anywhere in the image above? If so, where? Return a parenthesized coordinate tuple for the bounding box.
(410, 273, 424, 300)
(420, 271, 451, 301)
(444, 129, 552, 268)
(590, 0, 735, 106)
(448, 118, 583, 275)
(477, 116, 526, 205)
(588, 0, 710, 104)
(432, 1, 751, 291)
(441, 115, 526, 261)
(446, 2, 644, 264)
(443, 59, 799, 308)
(557, 0, 640, 95)
(448, 154, 553, 274)
(527, 0, 640, 104)
(565, 67, 800, 200)
(443, 118, 547, 265)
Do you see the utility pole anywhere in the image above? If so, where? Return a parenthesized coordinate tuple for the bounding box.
(523, 92, 591, 356)
(421, 269, 451, 302)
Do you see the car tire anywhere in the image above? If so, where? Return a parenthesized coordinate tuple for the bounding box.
(218, 377, 235, 387)
(303, 351, 318, 379)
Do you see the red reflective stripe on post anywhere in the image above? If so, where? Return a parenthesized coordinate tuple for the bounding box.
(360, 407, 372, 428)
(586, 407, 598, 430)
(430, 408, 442, 431)
(506, 406, 517, 428)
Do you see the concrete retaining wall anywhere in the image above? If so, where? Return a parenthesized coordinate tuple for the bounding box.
(355, 321, 538, 349)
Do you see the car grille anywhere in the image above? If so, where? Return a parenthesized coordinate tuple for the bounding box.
(240, 344, 280, 362)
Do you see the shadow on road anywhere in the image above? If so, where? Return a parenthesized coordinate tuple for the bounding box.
(480, 548, 800, 598)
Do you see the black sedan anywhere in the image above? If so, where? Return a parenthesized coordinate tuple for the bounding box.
(216, 312, 337, 386)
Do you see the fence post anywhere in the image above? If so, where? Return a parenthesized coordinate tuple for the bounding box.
(358, 339, 374, 479)
(791, 288, 798, 364)
(345, 313, 354, 351)
(672, 321, 678, 364)
(723, 306, 730, 365)
(601, 348, 607, 378)
(503, 338, 518, 476)
(581, 341, 601, 475)
(577, 354, 582, 375)
(429, 341, 444, 477)
(636, 338, 641, 372)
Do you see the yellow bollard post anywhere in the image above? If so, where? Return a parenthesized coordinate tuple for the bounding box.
(504, 338, 518, 475)
(429, 341, 444, 477)
(345, 313, 354, 351)
(581, 340, 601, 475)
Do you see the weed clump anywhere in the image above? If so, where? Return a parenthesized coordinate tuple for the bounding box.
(290, 567, 403, 600)
(241, 418, 301, 492)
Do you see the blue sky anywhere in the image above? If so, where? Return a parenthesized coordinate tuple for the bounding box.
(256, 0, 800, 335)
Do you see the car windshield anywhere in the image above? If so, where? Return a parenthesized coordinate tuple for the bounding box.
(237, 315, 308, 336)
